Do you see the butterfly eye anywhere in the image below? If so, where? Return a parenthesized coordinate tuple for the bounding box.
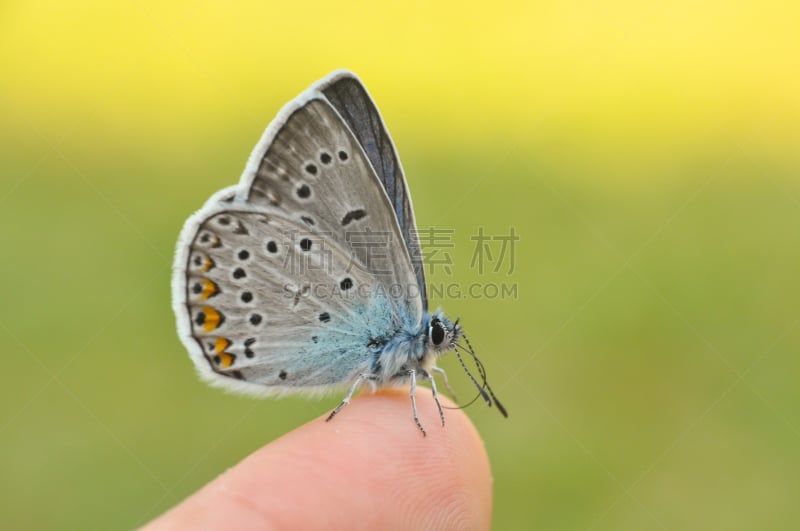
(430, 319, 446, 346)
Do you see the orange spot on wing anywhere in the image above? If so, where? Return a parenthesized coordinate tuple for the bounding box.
(202, 256, 215, 272)
(218, 352, 234, 368)
(214, 337, 231, 353)
(201, 278, 219, 300)
(203, 306, 223, 332)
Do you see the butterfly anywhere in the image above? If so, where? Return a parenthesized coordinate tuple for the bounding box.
(172, 70, 507, 435)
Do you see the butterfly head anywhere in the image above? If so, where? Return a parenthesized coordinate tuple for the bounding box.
(425, 312, 509, 418)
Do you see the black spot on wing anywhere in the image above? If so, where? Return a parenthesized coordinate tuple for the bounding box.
(341, 209, 366, 226)
(296, 184, 311, 199)
(244, 338, 255, 358)
(233, 220, 249, 235)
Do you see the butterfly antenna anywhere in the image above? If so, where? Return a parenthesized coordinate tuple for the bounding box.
(453, 345, 492, 407)
(461, 333, 509, 418)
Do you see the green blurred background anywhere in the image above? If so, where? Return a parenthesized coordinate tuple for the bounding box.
(2, 1, 799, 529)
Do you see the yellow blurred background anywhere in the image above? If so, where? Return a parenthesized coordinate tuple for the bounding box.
(2, 1, 799, 529)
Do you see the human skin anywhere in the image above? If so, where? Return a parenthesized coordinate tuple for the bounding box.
(143, 390, 493, 530)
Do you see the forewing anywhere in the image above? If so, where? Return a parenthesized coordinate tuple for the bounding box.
(238, 94, 423, 320)
(318, 72, 427, 307)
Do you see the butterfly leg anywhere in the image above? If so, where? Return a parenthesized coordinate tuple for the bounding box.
(326, 373, 368, 422)
(420, 369, 446, 427)
(408, 369, 427, 436)
(431, 365, 457, 401)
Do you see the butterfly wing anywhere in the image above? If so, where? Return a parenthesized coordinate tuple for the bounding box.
(173, 80, 423, 396)
(317, 71, 428, 308)
(237, 91, 422, 319)
(173, 203, 413, 396)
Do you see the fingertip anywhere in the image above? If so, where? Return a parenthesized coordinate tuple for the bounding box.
(350, 390, 494, 530)
(145, 390, 493, 530)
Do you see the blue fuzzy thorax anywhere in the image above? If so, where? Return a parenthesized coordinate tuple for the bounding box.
(299, 288, 456, 388)
(370, 310, 456, 386)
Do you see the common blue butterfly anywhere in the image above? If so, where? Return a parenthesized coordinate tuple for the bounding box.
(172, 70, 507, 435)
